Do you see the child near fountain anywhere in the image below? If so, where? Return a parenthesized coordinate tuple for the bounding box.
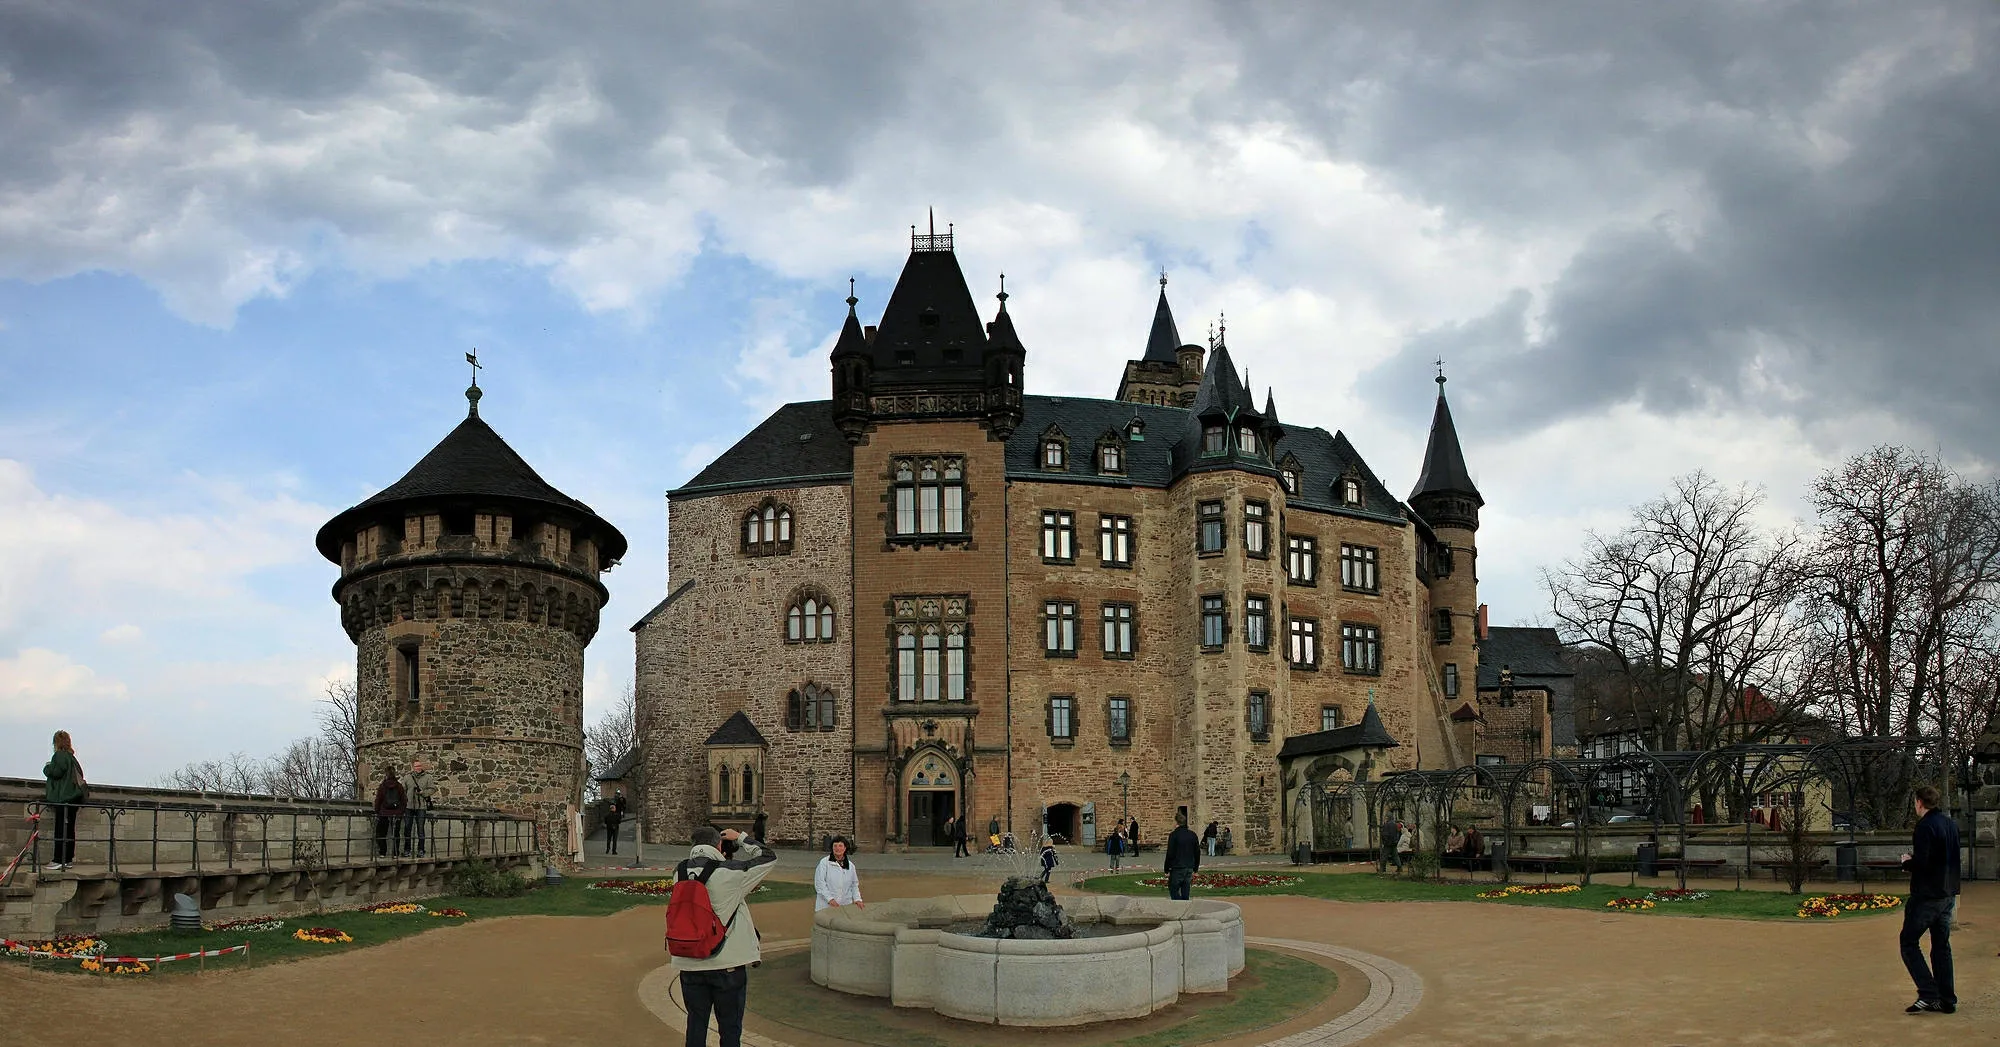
(1039, 839, 1059, 882)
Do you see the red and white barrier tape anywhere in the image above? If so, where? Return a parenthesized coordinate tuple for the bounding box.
(4, 939, 250, 964)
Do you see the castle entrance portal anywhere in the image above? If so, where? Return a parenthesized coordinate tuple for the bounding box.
(901, 749, 961, 848)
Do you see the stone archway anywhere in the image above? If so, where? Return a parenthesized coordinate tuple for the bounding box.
(898, 746, 963, 848)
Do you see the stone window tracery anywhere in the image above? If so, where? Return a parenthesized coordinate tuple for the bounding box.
(742, 499, 794, 557)
(785, 590, 837, 643)
(787, 682, 838, 731)
(892, 596, 969, 702)
(891, 455, 967, 539)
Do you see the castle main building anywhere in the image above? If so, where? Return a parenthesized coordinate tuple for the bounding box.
(636, 226, 1492, 854)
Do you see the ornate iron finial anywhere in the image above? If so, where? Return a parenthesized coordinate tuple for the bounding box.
(846, 276, 858, 312)
(996, 272, 1009, 311)
(1436, 356, 1447, 386)
(465, 349, 484, 417)
(1217, 311, 1226, 348)
(1159, 268, 1168, 290)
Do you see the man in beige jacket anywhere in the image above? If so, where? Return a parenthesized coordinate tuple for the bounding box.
(672, 826, 776, 1047)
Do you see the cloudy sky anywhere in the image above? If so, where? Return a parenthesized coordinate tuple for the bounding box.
(3, 1, 1995, 785)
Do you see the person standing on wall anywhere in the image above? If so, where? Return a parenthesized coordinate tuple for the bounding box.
(372, 767, 406, 858)
(41, 731, 86, 871)
(1899, 784, 1960, 1015)
(673, 826, 777, 1047)
(1163, 812, 1201, 901)
(403, 759, 435, 857)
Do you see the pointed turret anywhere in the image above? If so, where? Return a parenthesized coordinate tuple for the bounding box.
(1142, 274, 1181, 364)
(830, 280, 872, 442)
(1410, 372, 1482, 531)
(983, 274, 1025, 438)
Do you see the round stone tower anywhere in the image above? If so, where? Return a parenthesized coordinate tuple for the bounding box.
(315, 384, 627, 860)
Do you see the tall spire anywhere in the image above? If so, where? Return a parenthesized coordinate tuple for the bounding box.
(1410, 365, 1483, 522)
(1141, 272, 1180, 364)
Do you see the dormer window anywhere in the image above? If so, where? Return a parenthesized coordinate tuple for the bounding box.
(1282, 468, 1299, 494)
(1341, 478, 1362, 506)
(1202, 425, 1227, 455)
(1097, 435, 1124, 475)
(1237, 426, 1259, 454)
(1126, 419, 1146, 442)
(1043, 440, 1066, 470)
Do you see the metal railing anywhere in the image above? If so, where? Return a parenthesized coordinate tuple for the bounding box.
(20, 797, 536, 877)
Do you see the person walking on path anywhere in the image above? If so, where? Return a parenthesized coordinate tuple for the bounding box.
(41, 731, 86, 871)
(753, 810, 767, 844)
(953, 811, 970, 857)
(1039, 838, 1060, 883)
(1381, 816, 1400, 871)
(814, 836, 863, 912)
(1127, 815, 1141, 854)
(1106, 820, 1127, 872)
(372, 768, 406, 858)
(1163, 812, 1201, 900)
(403, 760, 435, 857)
(603, 794, 626, 855)
(1899, 784, 1960, 1014)
(673, 826, 777, 1047)
(941, 814, 956, 851)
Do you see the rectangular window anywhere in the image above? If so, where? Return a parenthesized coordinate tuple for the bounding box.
(1237, 426, 1259, 455)
(1198, 500, 1225, 553)
(1435, 608, 1454, 644)
(1200, 595, 1227, 649)
(1321, 705, 1343, 732)
(922, 630, 943, 700)
(1043, 600, 1078, 656)
(1341, 544, 1379, 593)
(1288, 617, 1319, 668)
(1244, 502, 1269, 556)
(1244, 595, 1270, 651)
(399, 647, 420, 712)
(1202, 426, 1227, 455)
(1049, 696, 1075, 740)
(1286, 535, 1318, 585)
(1341, 622, 1382, 674)
(1443, 662, 1460, 698)
(897, 630, 918, 701)
(1099, 514, 1133, 566)
(1102, 602, 1135, 658)
(1108, 696, 1131, 744)
(892, 457, 967, 537)
(1247, 691, 1270, 741)
(946, 633, 967, 700)
(1042, 510, 1075, 562)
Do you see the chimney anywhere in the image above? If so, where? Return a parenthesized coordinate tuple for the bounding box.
(1476, 604, 1489, 641)
(864, 325, 878, 343)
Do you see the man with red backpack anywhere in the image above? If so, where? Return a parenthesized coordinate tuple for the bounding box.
(667, 826, 775, 1047)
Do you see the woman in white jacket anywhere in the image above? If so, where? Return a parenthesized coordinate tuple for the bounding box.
(815, 836, 864, 912)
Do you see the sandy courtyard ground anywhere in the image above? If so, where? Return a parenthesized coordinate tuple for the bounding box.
(2, 873, 1993, 1046)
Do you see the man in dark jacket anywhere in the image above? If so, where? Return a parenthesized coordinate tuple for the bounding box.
(1163, 812, 1202, 900)
(372, 768, 406, 858)
(1899, 784, 1959, 1014)
(952, 811, 970, 858)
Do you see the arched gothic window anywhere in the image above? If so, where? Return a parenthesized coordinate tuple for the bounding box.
(788, 683, 839, 731)
(742, 499, 795, 557)
(741, 763, 756, 804)
(785, 591, 837, 643)
(717, 764, 732, 804)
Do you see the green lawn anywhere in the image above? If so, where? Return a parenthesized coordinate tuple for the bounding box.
(38, 876, 814, 976)
(1077, 871, 1903, 922)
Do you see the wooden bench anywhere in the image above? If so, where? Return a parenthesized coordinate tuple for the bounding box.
(1752, 859, 1829, 882)
(1654, 857, 1728, 878)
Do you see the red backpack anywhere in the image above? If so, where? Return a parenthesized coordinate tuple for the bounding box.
(664, 858, 737, 959)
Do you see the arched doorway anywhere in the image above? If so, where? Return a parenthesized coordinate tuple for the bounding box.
(902, 749, 961, 848)
(1045, 802, 1081, 844)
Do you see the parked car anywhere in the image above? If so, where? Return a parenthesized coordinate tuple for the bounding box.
(1830, 810, 1875, 833)
(1560, 807, 1646, 828)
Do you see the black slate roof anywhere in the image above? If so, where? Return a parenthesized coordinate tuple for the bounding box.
(866, 247, 992, 383)
(704, 711, 766, 747)
(316, 391, 628, 563)
(673, 401, 853, 497)
(1278, 702, 1400, 759)
(1411, 380, 1481, 502)
(1476, 626, 1573, 688)
(1141, 287, 1182, 364)
(594, 747, 641, 781)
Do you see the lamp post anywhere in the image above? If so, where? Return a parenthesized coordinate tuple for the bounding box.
(806, 768, 817, 853)
(1119, 771, 1131, 823)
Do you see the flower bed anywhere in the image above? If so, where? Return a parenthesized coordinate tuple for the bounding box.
(1646, 889, 1709, 903)
(1796, 893, 1901, 919)
(429, 908, 469, 918)
(4, 934, 106, 959)
(358, 901, 425, 915)
(1606, 896, 1655, 911)
(80, 957, 151, 975)
(204, 916, 286, 933)
(1476, 883, 1581, 899)
(293, 927, 353, 944)
(1132, 872, 1304, 890)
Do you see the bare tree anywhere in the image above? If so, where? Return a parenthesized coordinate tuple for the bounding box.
(319, 677, 361, 799)
(1546, 472, 1811, 756)
(157, 677, 362, 800)
(586, 681, 639, 781)
(158, 751, 267, 794)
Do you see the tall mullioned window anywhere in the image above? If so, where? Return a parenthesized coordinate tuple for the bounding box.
(1049, 696, 1076, 740)
(1202, 425, 1227, 455)
(1102, 602, 1135, 658)
(1099, 514, 1133, 566)
(1244, 502, 1269, 556)
(1043, 600, 1078, 656)
(1042, 510, 1076, 562)
(1237, 425, 1259, 455)
(1288, 616, 1319, 669)
(1341, 544, 1378, 593)
(1286, 535, 1318, 585)
(1198, 501, 1225, 553)
(892, 456, 966, 538)
(1201, 595, 1227, 649)
(785, 593, 836, 643)
(893, 596, 969, 701)
(1342, 622, 1382, 674)
(1247, 691, 1270, 741)
(1321, 705, 1343, 731)
(1443, 663, 1460, 698)
(742, 500, 794, 556)
(1098, 441, 1124, 474)
(1108, 696, 1132, 743)
(1244, 595, 1270, 651)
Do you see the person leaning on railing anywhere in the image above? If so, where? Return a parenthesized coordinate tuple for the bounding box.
(42, 730, 87, 871)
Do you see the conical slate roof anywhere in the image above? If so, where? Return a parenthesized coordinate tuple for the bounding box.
(704, 710, 767, 747)
(1411, 378, 1481, 503)
(830, 291, 867, 359)
(315, 388, 628, 564)
(868, 246, 989, 376)
(1141, 286, 1181, 364)
(1189, 343, 1260, 419)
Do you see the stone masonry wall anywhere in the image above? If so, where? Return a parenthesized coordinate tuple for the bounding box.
(639, 483, 854, 845)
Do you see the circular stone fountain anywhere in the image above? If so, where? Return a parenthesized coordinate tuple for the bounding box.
(811, 879, 1245, 1027)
